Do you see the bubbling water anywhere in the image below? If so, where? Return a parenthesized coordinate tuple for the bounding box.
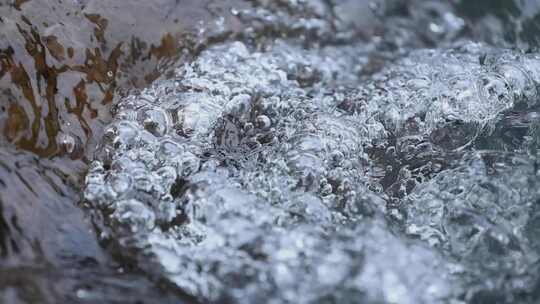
(84, 34, 540, 303)
(75, 0, 540, 303)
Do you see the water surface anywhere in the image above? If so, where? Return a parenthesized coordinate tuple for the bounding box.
(3, 0, 540, 303)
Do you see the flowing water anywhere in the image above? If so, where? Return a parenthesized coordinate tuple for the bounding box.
(2, 0, 540, 303)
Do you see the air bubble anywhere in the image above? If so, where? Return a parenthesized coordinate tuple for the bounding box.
(255, 115, 272, 130)
(138, 107, 171, 137)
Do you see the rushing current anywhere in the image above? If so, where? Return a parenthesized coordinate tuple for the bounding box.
(3, 0, 540, 303)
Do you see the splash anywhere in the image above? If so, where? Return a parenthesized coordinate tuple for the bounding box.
(85, 30, 540, 303)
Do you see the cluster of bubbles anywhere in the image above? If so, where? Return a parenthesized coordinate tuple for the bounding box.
(406, 152, 540, 302)
(83, 1, 540, 303)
